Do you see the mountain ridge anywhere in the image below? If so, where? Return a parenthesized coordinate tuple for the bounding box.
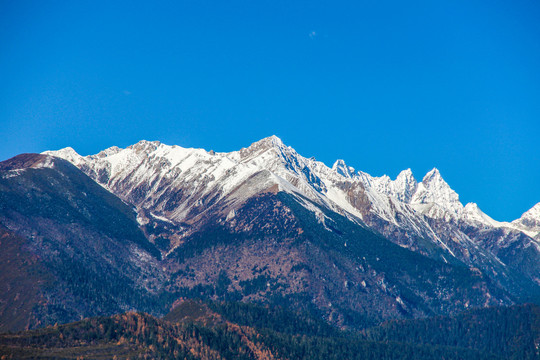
(0, 136, 537, 332)
(43, 136, 540, 253)
(43, 136, 539, 303)
(44, 136, 540, 225)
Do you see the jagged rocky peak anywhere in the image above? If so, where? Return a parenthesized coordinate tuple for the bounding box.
(421, 168, 456, 197)
(396, 168, 415, 182)
(513, 202, 540, 230)
(390, 168, 417, 203)
(236, 135, 305, 170)
(129, 140, 161, 153)
(54, 146, 79, 157)
(462, 202, 487, 218)
(332, 159, 355, 179)
(229, 135, 330, 195)
(463, 202, 480, 212)
(236, 135, 288, 160)
(264, 134, 285, 147)
(520, 202, 540, 220)
(51, 146, 80, 158)
(422, 168, 442, 183)
(96, 146, 122, 158)
(251, 135, 285, 150)
(256, 135, 287, 152)
(411, 168, 463, 215)
(462, 202, 500, 227)
(43, 146, 84, 165)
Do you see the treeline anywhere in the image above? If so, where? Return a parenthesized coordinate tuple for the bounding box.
(206, 300, 339, 337)
(256, 331, 500, 360)
(0, 302, 538, 360)
(0, 312, 256, 360)
(364, 303, 540, 360)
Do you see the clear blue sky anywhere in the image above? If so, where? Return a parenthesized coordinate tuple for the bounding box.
(1, 0, 539, 221)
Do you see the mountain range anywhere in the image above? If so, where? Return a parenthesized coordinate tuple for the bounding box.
(1, 136, 538, 333)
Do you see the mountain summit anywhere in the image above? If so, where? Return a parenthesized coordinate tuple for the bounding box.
(1, 136, 537, 331)
(44, 137, 540, 257)
(45, 136, 539, 285)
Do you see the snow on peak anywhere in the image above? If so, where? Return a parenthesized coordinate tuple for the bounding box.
(230, 135, 330, 197)
(393, 169, 417, 203)
(397, 168, 414, 180)
(129, 140, 161, 153)
(45, 137, 540, 243)
(267, 135, 284, 145)
(462, 202, 501, 227)
(249, 135, 285, 149)
(262, 135, 287, 150)
(420, 168, 455, 198)
(357, 169, 418, 202)
(136, 139, 161, 146)
(422, 168, 442, 182)
(411, 168, 463, 217)
(96, 146, 122, 158)
(52, 147, 79, 157)
(512, 202, 540, 234)
(464, 202, 480, 211)
(42, 147, 84, 165)
(332, 159, 355, 178)
(520, 202, 540, 220)
(234, 136, 289, 161)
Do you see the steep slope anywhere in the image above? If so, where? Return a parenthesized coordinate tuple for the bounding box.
(513, 203, 540, 239)
(0, 154, 163, 328)
(45, 139, 296, 253)
(161, 190, 512, 328)
(1, 136, 538, 333)
(43, 138, 456, 260)
(0, 226, 53, 332)
(45, 137, 540, 300)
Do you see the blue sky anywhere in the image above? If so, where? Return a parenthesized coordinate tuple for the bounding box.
(1, 0, 539, 221)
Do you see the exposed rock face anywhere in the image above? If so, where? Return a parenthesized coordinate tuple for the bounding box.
(1, 136, 537, 331)
(53, 137, 538, 287)
(162, 191, 512, 328)
(512, 203, 540, 239)
(45, 136, 539, 296)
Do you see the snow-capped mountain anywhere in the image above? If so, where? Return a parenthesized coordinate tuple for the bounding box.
(44, 136, 540, 288)
(512, 203, 540, 239)
(2, 135, 538, 331)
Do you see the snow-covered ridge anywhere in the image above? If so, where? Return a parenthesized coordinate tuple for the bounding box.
(510, 203, 540, 238)
(43, 135, 540, 254)
(46, 139, 293, 222)
(43, 136, 539, 226)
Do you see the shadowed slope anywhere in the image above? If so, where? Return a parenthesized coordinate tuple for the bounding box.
(0, 154, 162, 328)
